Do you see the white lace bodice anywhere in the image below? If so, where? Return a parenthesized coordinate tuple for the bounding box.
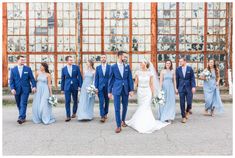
(136, 70, 153, 88)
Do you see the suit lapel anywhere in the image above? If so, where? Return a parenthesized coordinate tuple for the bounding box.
(100, 65, 105, 77)
(104, 65, 109, 77)
(71, 65, 74, 77)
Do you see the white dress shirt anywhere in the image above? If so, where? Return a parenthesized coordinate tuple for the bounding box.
(182, 65, 187, 78)
(102, 63, 106, 76)
(117, 62, 124, 78)
(18, 65, 23, 78)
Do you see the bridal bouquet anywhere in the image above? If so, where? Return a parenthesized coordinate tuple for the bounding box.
(48, 95, 58, 107)
(86, 84, 97, 97)
(201, 69, 212, 81)
(152, 90, 166, 107)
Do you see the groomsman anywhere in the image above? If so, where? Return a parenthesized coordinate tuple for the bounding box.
(95, 54, 111, 122)
(10, 55, 37, 124)
(176, 56, 196, 123)
(61, 56, 83, 122)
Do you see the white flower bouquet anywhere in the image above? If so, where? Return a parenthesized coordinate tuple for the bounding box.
(201, 69, 212, 81)
(86, 84, 97, 97)
(152, 90, 166, 107)
(48, 95, 58, 107)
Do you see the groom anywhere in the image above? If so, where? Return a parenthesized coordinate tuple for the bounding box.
(61, 56, 83, 122)
(176, 56, 196, 123)
(10, 55, 37, 124)
(108, 51, 134, 133)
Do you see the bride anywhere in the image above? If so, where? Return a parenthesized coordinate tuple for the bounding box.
(126, 59, 169, 133)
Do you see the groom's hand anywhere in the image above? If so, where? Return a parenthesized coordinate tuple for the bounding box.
(192, 87, 196, 94)
(11, 89, 16, 95)
(108, 93, 112, 99)
(129, 91, 134, 97)
(32, 87, 37, 93)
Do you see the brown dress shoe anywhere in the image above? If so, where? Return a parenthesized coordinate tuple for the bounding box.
(189, 109, 192, 114)
(115, 127, 121, 133)
(100, 117, 105, 123)
(121, 121, 127, 127)
(71, 114, 76, 118)
(211, 108, 215, 117)
(203, 110, 210, 116)
(104, 115, 108, 119)
(185, 112, 190, 119)
(65, 117, 71, 122)
(181, 118, 187, 123)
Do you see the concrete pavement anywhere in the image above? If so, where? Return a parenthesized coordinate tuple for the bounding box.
(2, 103, 233, 155)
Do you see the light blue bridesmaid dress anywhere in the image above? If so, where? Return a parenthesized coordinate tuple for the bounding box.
(77, 70, 95, 120)
(32, 73, 55, 125)
(157, 70, 176, 122)
(203, 70, 224, 113)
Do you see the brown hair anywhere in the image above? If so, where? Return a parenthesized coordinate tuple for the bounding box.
(17, 55, 24, 60)
(65, 56, 72, 61)
(179, 56, 186, 61)
(41, 62, 50, 74)
(88, 59, 95, 70)
(207, 59, 219, 80)
(143, 60, 150, 69)
(164, 60, 173, 70)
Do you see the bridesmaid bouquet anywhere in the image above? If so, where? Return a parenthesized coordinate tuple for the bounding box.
(152, 90, 166, 107)
(86, 85, 97, 97)
(201, 69, 212, 81)
(48, 95, 58, 107)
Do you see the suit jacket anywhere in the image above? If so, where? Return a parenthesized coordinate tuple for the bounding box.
(9, 65, 36, 95)
(176, 65, 196, 93)
(95, 64, 111, 91)
(108, 63, 134, 95)
(61, 65, 83, 91)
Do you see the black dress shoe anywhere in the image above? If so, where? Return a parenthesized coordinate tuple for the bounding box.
(65, 118, 71, 122)
(18, 120, 23, 124)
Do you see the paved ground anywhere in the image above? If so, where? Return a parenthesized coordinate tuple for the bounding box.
(2, 103, 233, 156)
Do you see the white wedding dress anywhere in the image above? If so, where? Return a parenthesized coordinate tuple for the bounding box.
(126, 70, 169, 134)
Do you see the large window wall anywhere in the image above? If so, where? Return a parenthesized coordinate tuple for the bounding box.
(3, 2, 232, 88)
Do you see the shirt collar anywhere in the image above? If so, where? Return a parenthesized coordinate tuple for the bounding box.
(117, 62, 123, 66)
(18, 65, 23, 69)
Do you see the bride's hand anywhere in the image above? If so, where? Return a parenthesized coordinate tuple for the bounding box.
(175, 89, 178, 94)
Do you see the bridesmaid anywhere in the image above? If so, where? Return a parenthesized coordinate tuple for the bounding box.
(158, 60, 177, 123)
(32, 63, 55, 125)
(77, 59, 96, 121)
(199, 59, 224, 116)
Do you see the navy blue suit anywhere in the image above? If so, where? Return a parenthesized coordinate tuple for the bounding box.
(10, 65, 36, 120)
(176, 66, 196, 118)
(95, 64, 111, 118)
(108, 63, 134, 128)
(61, 65, 83, 118)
